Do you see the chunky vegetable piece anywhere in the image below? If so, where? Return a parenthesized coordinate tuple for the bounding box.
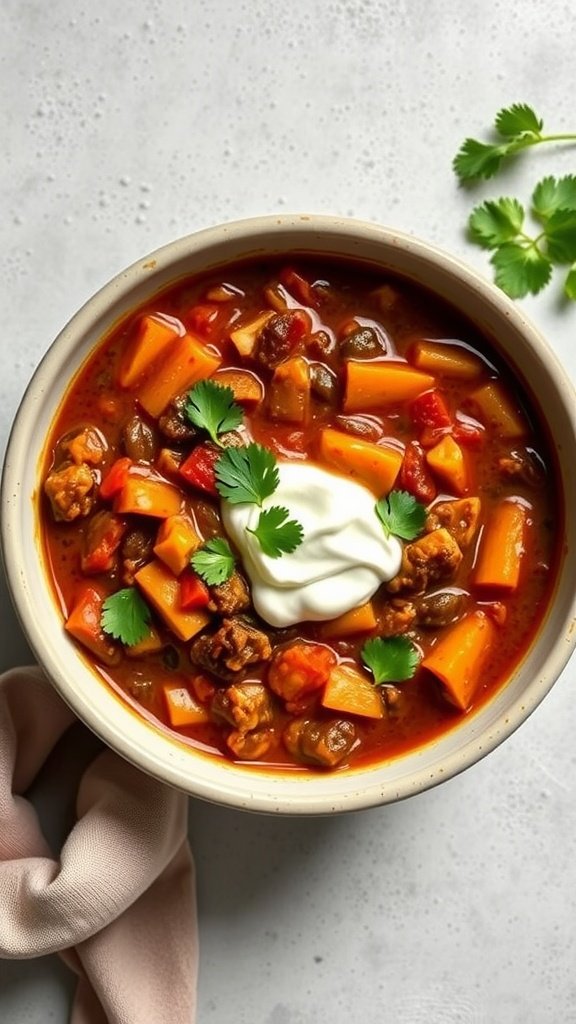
(41, 257, 559, 772)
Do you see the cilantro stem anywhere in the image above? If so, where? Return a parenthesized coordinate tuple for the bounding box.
(507, 133, 576, 155)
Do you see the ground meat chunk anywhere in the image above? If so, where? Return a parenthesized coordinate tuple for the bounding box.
(425, 497, 481, 550)
(498, 449, 545, 488)
(158, 392, 198, 443)
(212, 681, 275, 732)
(256, 310, 308, 368)
(212, 681, 276, 761)
(44, 461, 95, 521)
(387, 527, 463, 595)
(122, 414, 157, 462)
(415, 590, 466, 628)
(121, 526, 155, 585)
(226, 729, 274, 760)
(283, 717, 356, 768)
(379, 599, 417, 636)
(190, 617, 272, 678)
(60, 426, 107, 466)
(208, 571, 251, 615)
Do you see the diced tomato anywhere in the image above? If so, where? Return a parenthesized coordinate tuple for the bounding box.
(81, 511, 126, 574)
(398, 441, 437, 503)
(179, 569, 210, 611)
(186, 303, 222, 339)
(99, 457, 133, 499)
(451, 418, 485, 447)
(267, 641, 337, 703)
(410, 389, 452, 431)
(279, 267, 320, 308)
(179, 443, 220, 496)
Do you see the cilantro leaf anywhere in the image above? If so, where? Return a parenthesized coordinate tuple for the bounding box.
(543, 209, 576, 264)
(190, 537, 236, 585)
(247, 505, 304, 558)
(494, 103, 543, 138)
(469, 198, 525, 249)
(490, 243, 552, 298)
(375, 490, 426, 541)
(185, 379, 244, 447)
(101, 588, 151, 647)
(215, 443, 279, 506)
(361, 636, 420, 686)
(564, 265, 576, 301)
(453, 139, 508, 182)
(453, 106, 576, 183)
(532, 175, 576, 221)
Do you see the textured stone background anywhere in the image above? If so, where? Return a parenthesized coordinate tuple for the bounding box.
(1, 1, 576, 1021)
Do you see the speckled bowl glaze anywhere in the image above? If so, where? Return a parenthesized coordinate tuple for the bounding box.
(2, 215, 576, 814)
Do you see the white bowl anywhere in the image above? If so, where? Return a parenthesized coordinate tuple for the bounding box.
(3, 215, 576, 814)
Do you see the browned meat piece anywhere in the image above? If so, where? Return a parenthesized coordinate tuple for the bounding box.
(256, 310, 308, 368)
(158, 393, 197, 443)
(310, 362, 339, 405)
(306, 329, 337, 362)
(340, 326, 386, 360)
(212, 681, 275, 733)
(121, 526, 155, 585)
(498, 449, 545, 488)
(44, 462, 95, 521)
(81, 510, 126, 574)
(416, 590, 466, 628)
(60, 426, 107, 466)
(379, 599, 416, 636)
(283, 717, 356, 768)
(425, 498, 481, 550)
(208, 571, 251, 616)
(226, 729, 273, 760)
(190, 617, 272, 678)
(387, 528, 463, 595)
(122, 414, 157, 462)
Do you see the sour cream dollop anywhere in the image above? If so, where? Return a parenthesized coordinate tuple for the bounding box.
(221, 461, 403, 628)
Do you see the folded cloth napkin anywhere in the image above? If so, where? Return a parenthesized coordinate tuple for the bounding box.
(0, 666, 197, 1024)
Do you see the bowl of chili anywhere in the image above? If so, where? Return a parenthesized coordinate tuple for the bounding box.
(2, 215, 576, 814)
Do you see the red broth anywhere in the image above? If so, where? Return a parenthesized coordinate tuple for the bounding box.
(40, 257, 560, 771)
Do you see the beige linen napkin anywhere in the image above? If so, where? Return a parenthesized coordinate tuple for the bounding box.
(0, 666, 197, 1024)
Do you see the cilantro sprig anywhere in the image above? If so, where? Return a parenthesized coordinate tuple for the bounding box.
(185, 379, 244, 447)
(215, 443, 304, 557)
(101, 587, 151, 647)
(247, 506, 304, 558)
(376, 490, 426, 541)
(468, 175, 576, 299)
(215, 443, 279, 506)
(190, 537, 236, 586)
(453, 104, 576, 182)
(361, 636, 421, 686)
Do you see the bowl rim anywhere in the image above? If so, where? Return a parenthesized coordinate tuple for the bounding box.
(3, 213, 576, 814)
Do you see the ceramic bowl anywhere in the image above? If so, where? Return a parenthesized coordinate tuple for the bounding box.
(2, 215, 576, 814)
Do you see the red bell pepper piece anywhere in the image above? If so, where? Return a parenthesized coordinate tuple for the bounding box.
(179, 569, 210, 610)
(81, 511, 126, 574)
(410, 389, 452, 431)
(99, 457, 133, 499)
(279, 267, 320, 308)
(179, 443, 220, 496)
(398, 441, 437, 503)
(186, 303, 222, 339)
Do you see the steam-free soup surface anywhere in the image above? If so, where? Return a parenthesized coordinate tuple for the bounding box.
(41, 257, 559, 771)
